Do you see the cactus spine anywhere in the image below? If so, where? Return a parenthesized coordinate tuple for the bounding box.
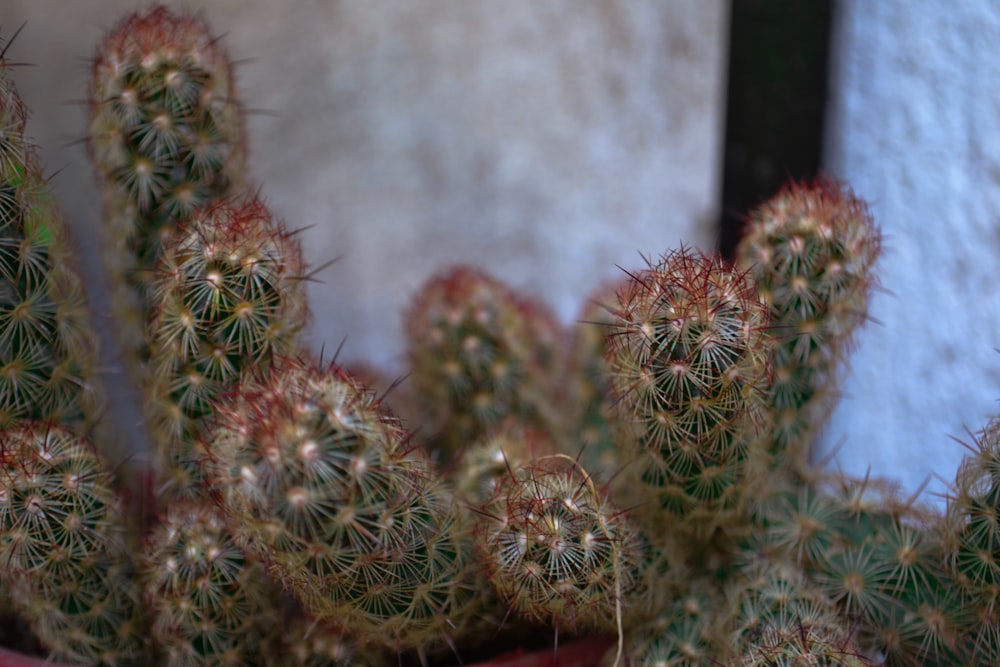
(87, 4, 246, 368)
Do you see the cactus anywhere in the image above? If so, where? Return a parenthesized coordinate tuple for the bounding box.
(0, 423, 146, 665)
(404, 264, 566, 462)
(144, 193, 308, 495)
(604, 246, 772, 538)
(474, 452, 642, 639)
(140, 499, 284, 666)
(201, 357, 484, 654)
(735, 177, 882, 475)
(0, 51, 98, 429)
(943, 415, 1000, 664)
(8, 5, 1000, 666)
(87, 4, 246, 369)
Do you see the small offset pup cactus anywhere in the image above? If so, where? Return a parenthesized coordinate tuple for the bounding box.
(473, 453, 642, 639)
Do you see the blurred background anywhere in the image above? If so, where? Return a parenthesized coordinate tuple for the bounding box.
(2, 1, 999, 504)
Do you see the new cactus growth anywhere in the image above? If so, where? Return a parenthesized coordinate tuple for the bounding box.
(145, 193, 307, 495)
(87, 4, 246, 368)
(736, 177, 882, 474)
(0, 56, 98, 429)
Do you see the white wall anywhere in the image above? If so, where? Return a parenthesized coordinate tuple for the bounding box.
(2, 1, 729, 466)
(1, 1, 728, 372)
(821, 1, 1000, 502)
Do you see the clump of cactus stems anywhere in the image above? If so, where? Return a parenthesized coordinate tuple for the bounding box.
(736, 177, 882, 476)
(9, 5, 1000, 667)
(87, 4, 246, 371)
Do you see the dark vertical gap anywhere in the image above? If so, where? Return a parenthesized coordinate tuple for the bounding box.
(717, 0, 833, 261)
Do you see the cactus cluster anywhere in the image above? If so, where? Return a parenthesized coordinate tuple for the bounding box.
(1, 6, 1000, 667)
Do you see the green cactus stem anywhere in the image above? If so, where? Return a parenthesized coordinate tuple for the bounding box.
(87, 4, 246, 370)
(0, 50, 99, 429)
(144, 193, 307, 496)
(0, 422, 146, 665)
(735, 177, 882, 475)
(202, 357, 484, 653)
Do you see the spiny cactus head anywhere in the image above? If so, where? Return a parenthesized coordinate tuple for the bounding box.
(0, 422, 146, 664)
(738, 177, 881, 331)
(89, 4, 244, 214)
(203, 357, 484, 651)
(0, 423, 121, 573)
(736, 177, 882, 470)
(475, 453, 642, 635)
(405, 264, 565, 459)
(606, 247, 771, 460)
(142, 498, 281, 666)
(147, 192, 308, 400)
(605, 247, 771, 529)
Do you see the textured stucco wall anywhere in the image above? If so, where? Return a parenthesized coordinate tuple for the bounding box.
(821, 1, 1000, 502)
(1, 1, 728, 376)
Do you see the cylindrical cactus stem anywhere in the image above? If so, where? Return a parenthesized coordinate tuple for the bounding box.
(605, 247, 772, 538)
(0, 422, 146, 664)
(404, 264, 567, 462)
(87, 4, 246, 370)
(735, 177, 882, 474)
(944, 414, 1000, 663)
(0, 52, 100, 429)
(202, 357, 485, 653)
(473, 453, 643, 639)
(144, 193, 308, 496)
(141, 498, 283, 666)
(721, 557, 875, 666)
